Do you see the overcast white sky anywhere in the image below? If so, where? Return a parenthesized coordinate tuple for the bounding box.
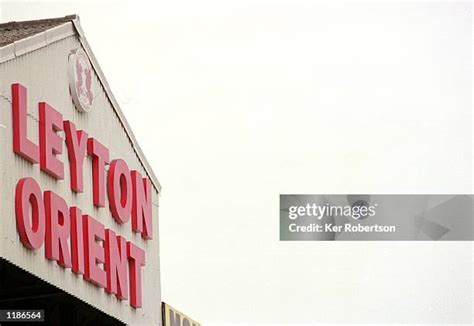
(1, 1, 473, 325)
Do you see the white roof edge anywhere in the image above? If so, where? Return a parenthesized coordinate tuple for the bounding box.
(0, 18, 162, 193)
(70, 19, 162, 193)
(0, 22, 75, 63)
(70, 18, 162, 193)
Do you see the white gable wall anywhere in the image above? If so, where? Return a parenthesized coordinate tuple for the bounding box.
(0, 34, 162, 325)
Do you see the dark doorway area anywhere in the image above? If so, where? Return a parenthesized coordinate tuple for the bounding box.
(0, 258, 124, 325)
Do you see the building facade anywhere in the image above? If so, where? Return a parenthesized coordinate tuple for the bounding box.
(0, 15, 162, 325)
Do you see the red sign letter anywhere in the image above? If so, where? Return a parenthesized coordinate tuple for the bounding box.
(127, 241, 145, 308)
(108, 159, 132, 224)
(39, 102, 64, 179)
(131, 171, 153, 239)
(70, 207, 85, 275)
(105, 229, 128, 300)
(44, 191, 72, 268)
(87, 138, 109, 207)
(15, 178, 45, 249)
(12, 84, 39, 163)
(64, 121, 88, 193)
(83, 215, 107, 288)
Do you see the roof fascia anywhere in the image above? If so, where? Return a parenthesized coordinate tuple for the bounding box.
(71, 18, 162, 193)
(0, 22, 75, 63)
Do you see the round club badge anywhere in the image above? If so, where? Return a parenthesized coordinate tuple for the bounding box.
(68, 48, 94, 112)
